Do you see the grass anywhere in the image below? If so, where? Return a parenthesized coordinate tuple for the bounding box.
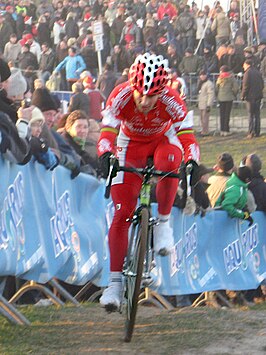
(197, 132, 266, 176)
(1, 302, 266, 354)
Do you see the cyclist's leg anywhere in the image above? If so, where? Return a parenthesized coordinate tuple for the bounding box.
(100, 135, 150, 309)
(153, 136, 183, 255)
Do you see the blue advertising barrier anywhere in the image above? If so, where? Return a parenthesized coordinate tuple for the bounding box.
(0, 157, 265, 295)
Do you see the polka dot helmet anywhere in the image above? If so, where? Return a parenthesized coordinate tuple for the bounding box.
(129, 53, 169, 95)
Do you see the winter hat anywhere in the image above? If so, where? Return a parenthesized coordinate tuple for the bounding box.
(31, 88, 58, 112)
(0, 58, 11, 83)
(217, 153, 234, 172)
(245, 154, 262, 173)
(6, 68, 27, 98)
(125, 16, 133, 23)
(29, 107, 45, 126)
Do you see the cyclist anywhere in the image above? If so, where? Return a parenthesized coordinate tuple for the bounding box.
(97, 53, 200, 310)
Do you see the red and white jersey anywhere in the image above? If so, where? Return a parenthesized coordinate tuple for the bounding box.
(97, 82, 200, 163)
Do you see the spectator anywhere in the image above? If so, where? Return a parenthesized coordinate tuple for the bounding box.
(59, 110, 99, 176)
(31, 87, 81, 177)
(243, 46, 260, 70)
(219, 44, 244, 74)
(197, 69, 215, 136)
(6, 67, 28, 104)
(211, 5, 231, 50)
(216, 65, 239, 136)
(54, 46, 86, 91)
(39, 42, 56, 83)
(146, 0, 159, 16)
(36, 14, 51, 47)
(157, 0, 177, 21)
(0, 59, 23, 123)
(111, 10, 126, 46)
(241, 59, 264, 138)
(202, 44, 219, 74)
(4, 5, 16, 34)
(167, 69, 187, 101)
(29, 106, 59, 171)
(195, 10, 206, 56)
(3, 34, 22, 66)
(0, 11, 13, 53)
(96, 63, 117, 104)
(110, 44, 130, 74)
(64, 12, 79, 39)
(83, 76, 105, 121)
(18, 43, 39, 72)
(0, 59, 31, 164)
(68, 82, 90, 115)
(179, 47, 203, 76)
(242, 153, 266, 212)
(166, 43, 181, 72)
(230, 12, 240, 42)
(175, 5, 196, 55)
(215, 166, 253, 226)
(25, 33, 42, 63)
(207, 152, 235, 207)
(119, 16, 138, 48)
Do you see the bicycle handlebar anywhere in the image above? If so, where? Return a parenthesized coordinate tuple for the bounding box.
(104, 155, 180, 199)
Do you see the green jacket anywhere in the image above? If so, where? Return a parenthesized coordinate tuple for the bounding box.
(215, 172, 248, 219)
(216, 75, 239, 102)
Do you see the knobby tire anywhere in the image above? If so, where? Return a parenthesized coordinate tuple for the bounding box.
(124, 207, 149, 342)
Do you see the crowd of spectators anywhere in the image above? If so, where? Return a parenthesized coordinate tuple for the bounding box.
(0, 0, 266, 306)
(0, 0, 265, 88)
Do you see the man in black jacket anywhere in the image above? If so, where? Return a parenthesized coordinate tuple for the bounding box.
(241, 59, 264, 138)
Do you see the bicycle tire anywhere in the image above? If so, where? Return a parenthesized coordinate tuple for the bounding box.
(124, 207, 149, 343)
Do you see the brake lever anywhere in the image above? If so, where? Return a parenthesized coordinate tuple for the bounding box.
(186, 163, 193, 197)
(105, 155, 118, 199)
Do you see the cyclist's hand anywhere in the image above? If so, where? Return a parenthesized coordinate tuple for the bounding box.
(99, 152, 119, 179)
(99, 152, 112, 178)
(186, 160, 199, 187)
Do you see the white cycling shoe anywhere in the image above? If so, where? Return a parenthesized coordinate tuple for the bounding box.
(153, 221, 174, 256)
(100, 282, 122, 312)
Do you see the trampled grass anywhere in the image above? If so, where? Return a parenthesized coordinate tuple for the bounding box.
(1, 302, 266, 354)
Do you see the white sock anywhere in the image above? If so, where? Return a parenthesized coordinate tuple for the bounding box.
(109, 271, 122, 285)
(158, 213, 170, 224)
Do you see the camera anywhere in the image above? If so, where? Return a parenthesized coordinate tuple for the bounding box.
(21, 98, 31, 108)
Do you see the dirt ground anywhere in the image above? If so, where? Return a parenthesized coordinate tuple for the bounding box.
(1, 300, 266, 354)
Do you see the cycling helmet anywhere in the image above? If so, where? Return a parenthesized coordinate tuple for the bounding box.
(129, 53, 169, 95)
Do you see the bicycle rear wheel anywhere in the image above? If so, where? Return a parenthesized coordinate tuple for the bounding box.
(124, 207, 149, 343)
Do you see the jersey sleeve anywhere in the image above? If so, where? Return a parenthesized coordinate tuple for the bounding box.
(164, 88, 200, 163)
(97, 83, 130, 157)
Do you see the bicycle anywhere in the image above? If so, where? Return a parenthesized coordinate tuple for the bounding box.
(105, 156, 189, 342)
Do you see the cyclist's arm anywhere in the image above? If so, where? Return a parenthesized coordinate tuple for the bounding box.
(167, 90, 200, 163)
(97, 84, 128, 156)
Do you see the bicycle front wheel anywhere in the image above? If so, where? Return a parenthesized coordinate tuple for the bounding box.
(124, 207, 149, 343)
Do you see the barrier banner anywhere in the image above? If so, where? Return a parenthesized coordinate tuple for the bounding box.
(151, 205, 266, 295)
(0, 156, 266, 295)
(0, 157, 108, 285)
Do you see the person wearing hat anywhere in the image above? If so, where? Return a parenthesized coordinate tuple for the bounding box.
(202, 45, 219, 74)
(243, 46, 260, 70)
(83, 76, 105, 121)
(29, 107, 59, 171)
(197, 69, 215, 136)
(241, 59, 264, 138)
(119, 16, 138, 48)
(207, 152, 235, 207)
(31, 87, 81, 177)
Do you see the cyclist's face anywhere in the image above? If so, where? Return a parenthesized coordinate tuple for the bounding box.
(133, 91, 159, 114)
